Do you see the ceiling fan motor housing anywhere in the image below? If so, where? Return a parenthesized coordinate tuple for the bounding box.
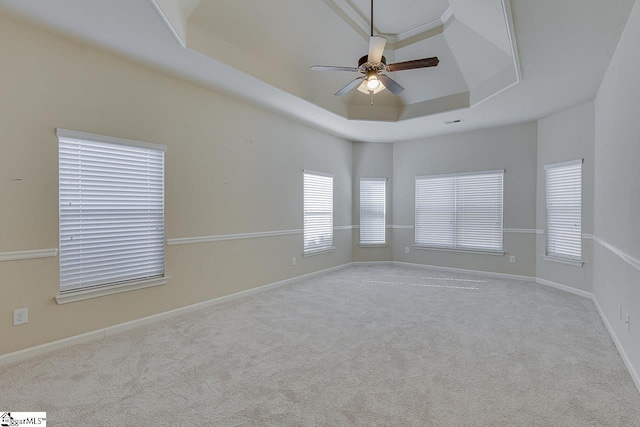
(358, 55, 386, 71)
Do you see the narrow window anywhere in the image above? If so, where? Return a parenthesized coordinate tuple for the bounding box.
(545, 159, 582, 261)
(360, 178, 386, 245)
(303, 170, 334, 255)
(58, 129, 165, 292)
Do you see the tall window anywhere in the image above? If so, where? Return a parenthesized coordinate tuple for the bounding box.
(303, 170, 334, 254)
(57, 129, 165, 292)
(360, 178, 386, 245)
(545, 159, 582, 261)
(415, 170, 504, 252)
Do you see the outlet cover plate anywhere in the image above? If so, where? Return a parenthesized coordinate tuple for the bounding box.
(13, 308, 28, 325)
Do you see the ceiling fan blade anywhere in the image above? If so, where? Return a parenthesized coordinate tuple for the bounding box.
(386, 57, 440, 72)
(335, 77, 365, 96)
(378, 74, 404, 94)
(368, 36, 387, 63)
(311, 65, 360, 72)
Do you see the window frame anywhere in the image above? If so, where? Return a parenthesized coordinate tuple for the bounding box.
(303, 170, 334, 256)
(359, 178, 387, 246)
(544, 159, 583, 266)
(414, 169, 504, 254)
(55, 129, 167, 303)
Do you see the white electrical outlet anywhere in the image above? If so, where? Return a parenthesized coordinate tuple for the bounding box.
(405, 247, 410, 254)
(291, 256, 296, 266)
(509, 256, 516, 264)
(13, 308, 28, 326)
(619, 304, 623, 321)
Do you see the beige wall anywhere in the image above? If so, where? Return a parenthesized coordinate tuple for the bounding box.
(0, 14, 352, 355)
(391, 123, 538, 276)
(593, 0, 640, 385)
(536, 101, 595, 292)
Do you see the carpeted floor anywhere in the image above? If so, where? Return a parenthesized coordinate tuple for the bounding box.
(1, 265, 639, 426)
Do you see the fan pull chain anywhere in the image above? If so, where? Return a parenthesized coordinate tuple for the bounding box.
(370, 91, 374, 105)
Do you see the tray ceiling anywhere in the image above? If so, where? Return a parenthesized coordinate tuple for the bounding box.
(0, 0, 635, 142)
(186, 0, 520, 122)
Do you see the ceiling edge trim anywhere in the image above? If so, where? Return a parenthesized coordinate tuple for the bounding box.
(502, 0, 522, 81)
(395, 15, 445, 42)
(149, 0, 187, 48)
(326, 0, 451, 44)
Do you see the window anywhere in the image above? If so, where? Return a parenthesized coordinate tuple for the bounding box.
(415, 170, 504, 252)
(57, 129, 166, 293)
(360, 178, 386, 245)
(303, 170, 333, 255)
(545, 159, 582, 261)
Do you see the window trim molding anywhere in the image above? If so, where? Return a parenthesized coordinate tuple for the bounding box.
(416, 169, 505, 180)
(543, 255, 584, 267)
(413, 245, 505, 256)
(55, 276, 168, 304)
(302, 247, 335, 257)
(302, 168, 334, 178)
(543, 158, 583, 170)
(56, 128, 167, 152)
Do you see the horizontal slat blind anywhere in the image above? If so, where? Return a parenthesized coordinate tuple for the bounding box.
(360, 178, 386, 245)
(59, 135, 165, 292)
(415, 170, 503, 252)
(304, 171, 333, 254)
(545, 160, 582, 260)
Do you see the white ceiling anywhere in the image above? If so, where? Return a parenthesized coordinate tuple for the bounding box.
(0, 0, 636, 142)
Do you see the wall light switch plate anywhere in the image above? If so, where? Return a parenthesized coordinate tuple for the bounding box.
(405, 247, 410, 254)
(291, 256, 296, 266)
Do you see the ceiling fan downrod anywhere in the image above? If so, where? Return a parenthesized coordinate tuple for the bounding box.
(370, 0, 374, 37)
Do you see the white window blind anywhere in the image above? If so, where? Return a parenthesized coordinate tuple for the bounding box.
(415, 170, 504, 252)
(303, 171, 333, 254)
(545, 159, 582, 261)
(57, 129, 166, 292)
(360, 178, 386, 245)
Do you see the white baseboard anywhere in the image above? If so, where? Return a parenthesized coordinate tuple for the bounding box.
(592, 296, 640, 394)
(392, 261, 536, 283)
(0, 263, 352, 367)
(352, 261, 393, 266)
(535, 278, 593, 299)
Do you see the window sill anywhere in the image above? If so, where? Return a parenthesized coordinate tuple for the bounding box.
(55, 276, 168, 305)
(543, 255, 584, 267)
(303, 247, 335, 257)
(359, 244, 388, 248)
(413, 246, 505, 256)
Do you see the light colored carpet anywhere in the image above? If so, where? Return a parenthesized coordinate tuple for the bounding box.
(1, 265, 639, 426)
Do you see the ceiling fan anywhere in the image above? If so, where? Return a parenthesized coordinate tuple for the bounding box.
(312, 0, 440, 98)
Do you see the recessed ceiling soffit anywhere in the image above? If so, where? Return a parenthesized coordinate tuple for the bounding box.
(152, 0, 521, 123)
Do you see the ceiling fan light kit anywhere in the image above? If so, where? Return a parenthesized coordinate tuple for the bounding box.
(311, 0, 440, 100)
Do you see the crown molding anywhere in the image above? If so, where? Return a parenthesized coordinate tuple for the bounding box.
(326, 0, 450, 44)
